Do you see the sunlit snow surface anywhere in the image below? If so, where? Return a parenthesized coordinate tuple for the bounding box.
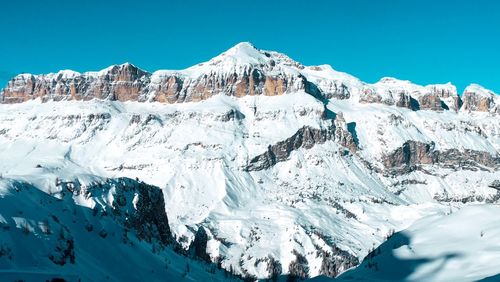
(0, 42, 499, 280)
(329, 204, 500, 282)
(0, 179, 231, 282)
(0, 91, 497, 279)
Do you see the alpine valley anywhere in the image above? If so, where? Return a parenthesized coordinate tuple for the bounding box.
(0, 42, 499, 281)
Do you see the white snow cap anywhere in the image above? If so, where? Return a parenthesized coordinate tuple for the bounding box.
(14, 73, 35, 80)
(181, 41, 304, 77)
(220, 42, 266, 64)
(199, 42, 269, 67)
(55, 70, 81, 79)
(377, 77, 413, 85)
(464, 83, 497, 97)
(4, 43, 500, 99)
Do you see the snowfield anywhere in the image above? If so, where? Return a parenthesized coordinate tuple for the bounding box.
(0, 178, 234, 282)
(333, 204, 500, 282)
(0, 42, 499, 280)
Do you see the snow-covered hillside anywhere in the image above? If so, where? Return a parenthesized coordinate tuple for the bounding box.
(0, 177, 235, 281)
(332, 204, 500, 282)
(0, 42, 498, 280)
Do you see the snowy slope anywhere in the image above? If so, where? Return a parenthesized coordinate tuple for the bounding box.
(332, 204, 500, 282)
(0, 177, 236, 282)
(0, 42, 499, 280)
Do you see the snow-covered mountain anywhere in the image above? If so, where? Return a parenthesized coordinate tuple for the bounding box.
(0, 177, 234, 281)
(0, 42, 498, 281)
(332, 204, 500, 282)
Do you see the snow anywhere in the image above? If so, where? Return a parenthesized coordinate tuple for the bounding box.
(332, 204, 500, 282)
(0, 42, 499, 280)
(0, 179, 232, 282)
(369, 77, 459, 103)
(426, 82, 457, 94)
(181, 41, 302, 78)
(54, 70, 81, 79)
(213, 42, 268, 66)
(14, 73, 35, 80)
(303, 64, 361, 84)
(464, 83, 497, 97)
(0, 94, 498, 279)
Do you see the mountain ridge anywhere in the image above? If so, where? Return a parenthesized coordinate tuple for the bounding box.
(1, 42, 499, 114)
(0, 42, 499, 280)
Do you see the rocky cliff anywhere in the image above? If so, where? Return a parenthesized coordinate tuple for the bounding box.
(1, 42, 499, 280)
(383, 141, 500, 175)
(1, 43, 498, 114)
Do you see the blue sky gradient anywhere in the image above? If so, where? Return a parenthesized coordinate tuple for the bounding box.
(1, 0, 499, 93)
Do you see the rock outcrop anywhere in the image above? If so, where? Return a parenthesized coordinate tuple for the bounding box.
(360, 78, 416, 110)
(1, 66, 309, 105)
(1, 64, 151, 103)
(318, 246, 359, 277)
(245, 112, 357, 171)
(359, 78, 464, 112)
(80, 178, 173, 245)
(334, 112, 358, 153)
(2, 43, 497, 115)
(417, 92, 445, 111)
(489, 180, 500, 190)
(245, 124, 335, 171)
(383, 140, 500, 175)
(288, 250, 310, 280)
(383, 141, 438, 174)
(189, 226, 211, 263)
(425, 84, 461, 111)
(461, 84, 499, 113)
(0, 43, 312, 104)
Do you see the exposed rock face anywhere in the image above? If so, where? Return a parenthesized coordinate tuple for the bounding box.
(383, 141, 438, 174)
(2, 43, 496, 116)
(334, 112, 358, 153)
(359, 79, 465, 112)
(1, 74, 37, 103)
(288, 250, 309, 280)
(359, 88, 386, 105)
(265, 256, 283, 280)
(245, 125, 334, 171)
(461, 84, 499, 113)
(1, 43, 315, 104)
(189, 226, 211, 263)
(1, 64, 151, 103)
(426, 84, 462, 111)
(462, 92, 492, 112)
(394, 92, 413, 109)
(383, 141, 500, 175)
(318, 246, 359, 278)
(359, 78, 418, 110)
(1, 65, 310, 104)
(49, 226, 75, 266)
(315, 80, 351, 100)
(489, 180, 500, 190)
(245, 112, 357, 171)
(359, 88, 417, 110)
(185, 70, 307, 102)
(81, 178, 173, 245)
(417, 93, 445, 111)
(149, 75, 183, 103)
(124, 181, 172, 245)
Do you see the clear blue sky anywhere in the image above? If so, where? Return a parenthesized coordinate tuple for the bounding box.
(1, 0, 499, 93)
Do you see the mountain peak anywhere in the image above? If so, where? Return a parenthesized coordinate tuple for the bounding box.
(182, 41, 303, 76)
(209, 41, 268, 67)
(54, 69, 81, 79)
(464, 83, 497, 97)
(224, 42, 258, 54)
(376, 77, 413, 85)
